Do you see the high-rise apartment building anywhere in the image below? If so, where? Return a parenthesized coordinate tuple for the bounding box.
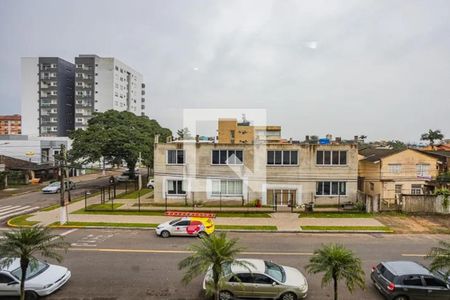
(0, 115, 22, 135)
(21, 57, 75, 137)
(74, 55, 146, 130)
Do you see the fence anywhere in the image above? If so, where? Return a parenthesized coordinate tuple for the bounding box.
(402, 195, 449, 214)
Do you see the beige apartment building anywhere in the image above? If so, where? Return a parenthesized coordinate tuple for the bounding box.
(153, 138, 358, 206)
(218, 118, 282, 144)
(358, 148, 440, 202)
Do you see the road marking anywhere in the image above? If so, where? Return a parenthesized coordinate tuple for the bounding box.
(60, 228, 78, 236)
(69, 247, 314, 256)
(0, 205, 30, 216)
(401, 254, 427, 257)
(0, 206, 40, 221)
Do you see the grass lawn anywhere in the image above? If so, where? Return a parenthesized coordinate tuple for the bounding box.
(8, 214, 39, 227)
(216, 225, 277, 230)
(71, 208, 271, 218)
(301, 225, 392, 232)
(116, 188, 153, 199)
(299, 212, 373, 218)
(50, 221, 158, 228)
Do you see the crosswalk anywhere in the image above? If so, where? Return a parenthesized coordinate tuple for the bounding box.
(0, 205, 40, 222)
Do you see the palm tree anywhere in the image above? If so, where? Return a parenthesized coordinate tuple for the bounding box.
(306, 243, 365, 300)
(0, 226, 69, 300)
(421, 129, 444, 146)
(427, 240, 450, 278)
(178, 233, 252, 300)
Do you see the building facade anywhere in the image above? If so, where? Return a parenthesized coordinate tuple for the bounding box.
(217, 118, 282, 144)
(74, 55, 146, 130)
(21, 57, 75, 137)
(358, 149, 439, 201)
(0, 115, 21, 135)
(154, 139, 358, 206)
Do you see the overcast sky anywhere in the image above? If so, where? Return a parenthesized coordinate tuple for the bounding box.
(0, 0, 449, 142)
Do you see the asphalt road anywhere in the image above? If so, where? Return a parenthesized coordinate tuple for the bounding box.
(0, 177, 111, 224)
(5, 229, 443, 300)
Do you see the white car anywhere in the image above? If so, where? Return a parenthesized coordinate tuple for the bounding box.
(0, 258, 71, 299)
(146, 179, 154, 189)
(41, 181, 75, 194)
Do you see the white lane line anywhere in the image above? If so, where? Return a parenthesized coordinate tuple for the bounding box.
(0, 205, 14, 212)
(60, 228, 78, 236)
(0, 206, 31, 216)
(0, 207, 39, 220)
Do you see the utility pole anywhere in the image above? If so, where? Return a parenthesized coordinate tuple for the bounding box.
(138, 152, 142, 190)
(59, 144, 68, 224)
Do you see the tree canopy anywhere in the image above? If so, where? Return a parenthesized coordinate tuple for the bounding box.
(69, 110, 171, 172)
(421, 129, 444, 146)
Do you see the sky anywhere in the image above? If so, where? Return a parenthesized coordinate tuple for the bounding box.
(0, 0, 449, 143)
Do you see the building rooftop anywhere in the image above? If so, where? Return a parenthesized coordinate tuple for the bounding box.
(358, 148, 403, 162)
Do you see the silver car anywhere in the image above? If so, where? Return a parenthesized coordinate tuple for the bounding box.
(0, 258, 71, 299)
(203, 259, 308, 300)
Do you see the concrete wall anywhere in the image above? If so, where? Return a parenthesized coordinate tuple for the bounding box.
(21, 58, 40, 136)
(154, 142, 358, 205)
(402, 195, 449, 214)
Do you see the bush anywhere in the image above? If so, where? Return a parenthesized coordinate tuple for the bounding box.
(354, 201, 366, 212)
(245, 200, 258, 207)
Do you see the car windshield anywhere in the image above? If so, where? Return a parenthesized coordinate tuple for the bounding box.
(49, 182, 60, 187)
(11, 261, 49, 280)
(265, 261, 285, 283)
(169, 218, 181, 225)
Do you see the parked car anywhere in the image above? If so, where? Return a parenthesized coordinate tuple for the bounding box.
(115, 170, 139, 182)
(41, 181, 75, 194)
(0, 258, 71, 299)
(203, 258, 308, 300)
(146, 179, 154, 189)
(156, 217, 215, 238)
(371, 260, 450, 300)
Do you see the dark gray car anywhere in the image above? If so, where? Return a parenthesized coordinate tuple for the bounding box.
(371, 261, 450, 300)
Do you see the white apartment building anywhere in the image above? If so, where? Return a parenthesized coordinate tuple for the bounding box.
(74, 55, 146, 129)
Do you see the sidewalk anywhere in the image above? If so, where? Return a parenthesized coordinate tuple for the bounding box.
(25, 194, 386, 231)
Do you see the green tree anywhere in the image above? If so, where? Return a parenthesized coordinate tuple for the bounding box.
(70, 110, 171, 176)
(0, 226, 69, 300)
(427, 240, 450, 278)
(434, 188, 450, 210)
(306, 244, 365, 300)
(178, 233, 252, 300)
(177, 127, 193, 140)
(386, 140, 407, 150)
(421, 129, 444, 146)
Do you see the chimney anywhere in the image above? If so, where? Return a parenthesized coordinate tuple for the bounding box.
(154, 134, 160, 144)
(289, 138, 293, 144)
(335, 137, 342, 143)
(354, 135, 359, 142)
(326, 134, 333, 140)
(305, 135, 310, 142)
(195, 135, 200, 143)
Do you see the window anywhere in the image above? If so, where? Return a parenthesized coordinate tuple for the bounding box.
(167, 150, 184, 164)
(212, 179, 243, 196)
(267, 151, 298, 165)
(395, 184, 402, 194)
(167, 180, 186, 195)
(423, 277, 447, 287)
(212, 150, 243, 165)
(174, 220, 190, 226)
(0, 274, 14, 283)
(316, 151, 347, 165)
(402, 275, 423, 286)
(411, 184, 422, 195)
(369, 182, 374, 191)
(416, 164, 430, 177)
(389, 164, 401, 173)
(316, 181, 346, 196)
(229, 273, 253, 283)
(253, 274, 273, 284)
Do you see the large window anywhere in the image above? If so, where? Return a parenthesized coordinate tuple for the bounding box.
(416, 164, 429, 177)
(388, 164, 401, 173)
(267, 150, 298, 165)
(167, 180, 186, 195)
(316, 181, 346, 196)
(167, 150, 184, 164)
(316, 151, 347, 165)
(212, 150, 243, 165)
(212, 179, 243, 196)
(411, 184, 422, 195)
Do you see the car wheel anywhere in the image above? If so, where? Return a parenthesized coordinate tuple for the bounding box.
(198, 231, 208, 239)
(160, 230, 170, 238)
(394, 296, 409, 300)
(25, 291, 39, 300)
(219, 290, 234, 300)
(56, 189, 60, 193)
(280, 292, 297, 300)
